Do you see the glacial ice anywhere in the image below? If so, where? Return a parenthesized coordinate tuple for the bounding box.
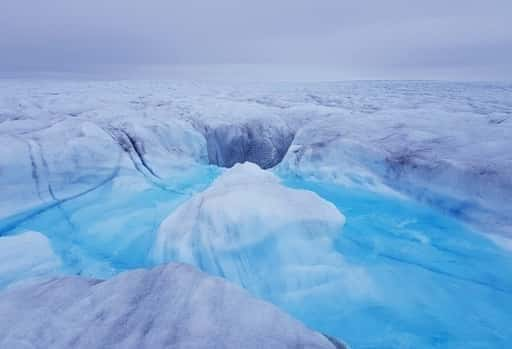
(151, 163, 373, 300)
(1, 80, 510, 237)
(0, 263, 340, 349)
(273, 82, 512, 237)
(0, 231, 61, 289)
(1, 79, 512, 348)
(205, 117, 294, 169)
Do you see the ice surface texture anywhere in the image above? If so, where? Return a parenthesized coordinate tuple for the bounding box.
(1, 79, 512, 348)
(1, 80, 510, 238)
(205, 117, 294, 169)
(0, 263, 339, 349)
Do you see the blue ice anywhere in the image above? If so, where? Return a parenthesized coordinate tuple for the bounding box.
(1, 170, 511, 349)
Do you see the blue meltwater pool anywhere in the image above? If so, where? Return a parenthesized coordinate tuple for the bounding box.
(282, 177, 512, 349)
(1, 168, 511, 349)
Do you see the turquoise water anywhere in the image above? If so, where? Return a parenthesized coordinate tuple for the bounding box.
(0, 165, 222, 278)
(1, 170, 511, 348)
(283, 177, 512, 349)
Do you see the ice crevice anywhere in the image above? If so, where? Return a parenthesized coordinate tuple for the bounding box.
(102, 126, 169, 188)
(204, 118, 295, 169)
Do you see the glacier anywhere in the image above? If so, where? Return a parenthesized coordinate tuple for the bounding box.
(1, 79, 512, 348)
(0, 263, 342, 349)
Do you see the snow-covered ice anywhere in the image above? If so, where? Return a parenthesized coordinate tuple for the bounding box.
(0, 263, 341, 349)
(0, 231, 61, 289)
(1, 80, 510, 237)
(151, 163, 372, 300)
(1, 79, 512, 348)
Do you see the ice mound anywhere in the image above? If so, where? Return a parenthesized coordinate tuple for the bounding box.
(0, 231, 62, 288)
(150, 163, 368, 299)
(0, 263, 341, 349)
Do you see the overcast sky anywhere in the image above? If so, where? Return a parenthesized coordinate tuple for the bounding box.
(1, 0, 511, 80)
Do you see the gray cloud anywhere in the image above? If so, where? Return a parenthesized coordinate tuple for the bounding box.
(1, 0, 511, 80)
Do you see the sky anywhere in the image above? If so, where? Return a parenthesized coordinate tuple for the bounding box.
(1, 0, 511, 80)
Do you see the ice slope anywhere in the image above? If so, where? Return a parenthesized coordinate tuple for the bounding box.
(0, 96, 216, 278)
(271, 81, 512, 238)
(0, 82, 208, 223)
(277, 108, 512, 237)
(0, 231, 62, 288)
(0, 263, 341, 349)
(151, 163, 372, 300)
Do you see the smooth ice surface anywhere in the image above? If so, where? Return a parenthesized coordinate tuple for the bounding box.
(0, 231, 62, 289)
(0, 263, 338, 349)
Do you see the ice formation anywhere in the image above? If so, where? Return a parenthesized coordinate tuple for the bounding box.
(0, 231, 61, 289)
(277, 111, 512, 237)
(0, 263, 341, 349)
(151, 163, 369, 300)
(1, 79, 511, 348)
(1, 80, 510, 238)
